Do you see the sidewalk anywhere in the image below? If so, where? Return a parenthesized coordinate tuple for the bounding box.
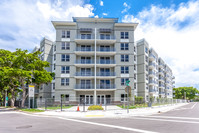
(0, 107, 16, 112)
(36, 103, 188, 118)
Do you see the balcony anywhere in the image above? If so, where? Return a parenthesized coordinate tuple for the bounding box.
(158, 63, 164, 68)
(149, 80, 157, 85)
(75, 60, 94, 67)
(159, 84, 165, 88)
(165, 81, 170, 85)
(97, 47, 116, 55)
(149, 88, 156, 93)
(159, 77, 164, 82)
(75, 35, 116, 45)
(158, 70, 164, 76)
(75, 84, 116, 90)
(96, 72, 116, 79)
(149, 63, 156, 69)
(149, 54, 155, 61)
(159, 92, 165, 95)
(74, 72, 94, 79)
(75, 47, 94, 55)
(149, 71, 156, 77)
(96, 60, 116, 67)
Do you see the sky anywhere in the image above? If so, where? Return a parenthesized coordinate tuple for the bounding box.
(0, 0, 199, 89)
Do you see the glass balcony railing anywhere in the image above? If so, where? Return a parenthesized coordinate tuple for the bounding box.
(76, 47, 94, 52)
(97, 72, 116, 76)
(149, 89, 155, 92)
(97, 60, 116, 64)
(149, 71, 156, 75)
(149, 80, 156, 84)
(75, 84, 116, 89)
(97, 47, 115, 52)
(149, 63, 156, 67)
(75, 72, 94, 76)
(159, 84, 164, 87)
(75, 84, 94, 89)
(97, 84, 116, 89)
(76, 47, 115, 52)
(75, 60, 94, 64)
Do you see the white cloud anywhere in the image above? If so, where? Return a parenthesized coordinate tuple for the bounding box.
(102, 13, 108, 16)
(121, 2, 130, 13)
(0, 0, 94, 51)
(95, 15, 99, 18)
(100, 0, 104, 6)
(122, 0, 199, 89)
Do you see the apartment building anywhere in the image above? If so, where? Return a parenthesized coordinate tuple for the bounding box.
(136, 39, 175, 101)
(34, 17, 138, 105)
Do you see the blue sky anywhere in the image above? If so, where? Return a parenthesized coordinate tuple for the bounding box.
(0, 0, 199, 89)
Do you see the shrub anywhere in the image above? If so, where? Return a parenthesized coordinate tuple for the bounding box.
(87, 105, 104, 110)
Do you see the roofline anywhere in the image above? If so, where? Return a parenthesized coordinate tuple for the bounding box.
(73, 17, 118, 23)
(115, 23, 138, 29)
(51, 21, 76, 28)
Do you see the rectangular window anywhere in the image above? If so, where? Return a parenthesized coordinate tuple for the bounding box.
(61, 78, 69, 86)
(134, 74, 136, 80)
(121, 78, 129, 86)
(100, 34, 110, 40)
(121, 32, 129, 39)
(54, 54, 56, 61)
(61, 94, 69, 101)
(121, 94, 127, 101)
(121, 55, 129, 62)
(61, 42, 70, 50)
(41, 55, 44, 61)
(134, 83, 136, 89)
(134, 46, 136, 53)
(61, 54, 70, 62)
(61, 66, 70, 74)
(41, 47, 44, 52)
(54, 64, 56, 70)
(53, 83, 55, 90)
(62, 31, 70, 38)
(134, 55, 136, 61)
(81, 34, 91, 39)
(120, 43, 129, 50)
(121, 66, 129, 74)
(134, 65, 136, 71)
(145, 47, 148, 53)
(54, 45, 56, 52)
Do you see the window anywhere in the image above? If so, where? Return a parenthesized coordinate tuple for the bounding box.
(61, 94, 69, 101)
(54, 64, 56, 70)
(121, 32, 129, 39)
(54, 45, 56, 51)
(134, 74, 136, 80)
(54, 54, 56, 61)
(62, 31, 70, 38)
(134, 83, 136, 89)
(100, 34, 110, 39)
(61, 54, 70, 61)
(121, 43, 129, 50)
(121, 94, 127, 101)
(81, 34, 91, 39)
(121, 55, 129, 62)
(121, 78, 129, 86)
(61, 66, 70, 74)
(61, 42, 70, 50)
(40, 84, 43, 90)
(134, 46, 136, 53)
(53, 83, 55, 90)
(134, 65, 136, 71)
(145, 56, 148, 62)
(41, 55, 44, 61)
(121, 66, 129, 74)
(134, 55, 136, 61)
(61, 78, 69, 86)
(41, 47, 44, 52)
(145, 47, 148, 53)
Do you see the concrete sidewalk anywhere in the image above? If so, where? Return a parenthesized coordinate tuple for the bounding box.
(36, 103, 188, 118)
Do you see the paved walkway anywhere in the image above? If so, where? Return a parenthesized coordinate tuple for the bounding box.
(36, 103, 188, 118)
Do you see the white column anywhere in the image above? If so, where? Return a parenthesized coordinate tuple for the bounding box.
(94, 28, 97, 105)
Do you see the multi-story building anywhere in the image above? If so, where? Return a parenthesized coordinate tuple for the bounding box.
(136, 39, 174, 101)
(42, 17, 138, 105)
(32, 17, 175, 105)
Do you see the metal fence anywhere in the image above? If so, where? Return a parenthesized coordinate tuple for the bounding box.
(34, 97, 187, 112)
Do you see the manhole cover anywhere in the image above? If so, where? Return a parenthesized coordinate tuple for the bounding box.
(16, 125, 32, 129)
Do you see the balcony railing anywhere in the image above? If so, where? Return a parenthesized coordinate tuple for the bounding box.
(76, 35, 116, 40)
(97, 47, 115, 52)
(149, 71, 156, 75)
(149, 63, 155, 67)
(159, 92, 165, 94)
(75, 72, 94, 76)
(159, 84, 164, 87)
(97, 84, 116, 89)
(97, 60, 115, 64)
(75, 84, 115, 89)
(149, 89, 155, 92)
(76, 47, 94, 52)
(159, 77, 164, 80)
(97, 72, 116, 76)
(149, 80, 156, 84)
(76, 47, 115, 52)
(75, 60, 94, 64)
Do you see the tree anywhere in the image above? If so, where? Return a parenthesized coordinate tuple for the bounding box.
(0, 49, 53, 107)
(173, 87, 199, 100)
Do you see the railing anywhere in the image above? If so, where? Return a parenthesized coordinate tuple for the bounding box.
(75, 60, 94, 64)
(97, 84, 116, 89)
(149, 63, 155, 67)
(159, 77, 164, 80)
(76, 47, 94, 52)
(149, 54, 156, 59)
(149, 80, 156, 84)
(75, 84, 116, 89)
(97, 47, 115, 52)
(97, 60, 116, 64)
(159, 92, 165, 94)
(149, 89, 156, 92)
(75, 72, 94, 76)
(159, 84, 164, 87)
(97, 72, 116, 76)
(149, 71, 156, 75)
(75, 35, 116, 40)
(75, 47, 115, 52)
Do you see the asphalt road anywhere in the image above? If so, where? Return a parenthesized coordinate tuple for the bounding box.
(0, 102, 198, 133)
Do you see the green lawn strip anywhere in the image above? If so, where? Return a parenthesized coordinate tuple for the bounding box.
(19, 108, 45, 113)
(41, 105, 73, 110)
(117, 104, 148, 109)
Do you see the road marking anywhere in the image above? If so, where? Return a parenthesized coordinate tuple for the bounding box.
(172, 102, 197, 110)
(0, 112, 158, 133)
(191, 102, 197, 109)
(132, 117, 199, 124)
(140, 116, 199, 120)
(56, 117, 158, 133)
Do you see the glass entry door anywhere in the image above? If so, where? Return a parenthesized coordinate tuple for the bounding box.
(97, 95, 105, 105)
(80, 95, 93, 105)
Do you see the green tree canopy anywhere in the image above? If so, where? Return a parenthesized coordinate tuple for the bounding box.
(173, 87, 199, 100)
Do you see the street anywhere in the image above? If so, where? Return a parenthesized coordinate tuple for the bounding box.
(0, 102, 198, 133)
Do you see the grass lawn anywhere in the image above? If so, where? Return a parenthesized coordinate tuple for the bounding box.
(42, 105, 73, 110)
(19, 108, 45, 113)
(117, 104, 148, 109)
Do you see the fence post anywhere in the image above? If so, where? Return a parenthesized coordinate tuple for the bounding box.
(45, 98, 47, 111)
